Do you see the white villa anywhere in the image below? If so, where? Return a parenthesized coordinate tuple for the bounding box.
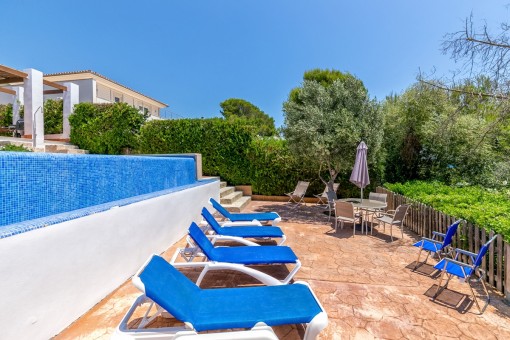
(44, 70, 167, 118)
(0, 64, 167, 148)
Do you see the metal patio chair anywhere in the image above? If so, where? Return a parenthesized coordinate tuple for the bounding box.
(333, 200, 361, 235)
(432, 234, 498, 313)
(285, 181, 310, 205)
(373, 204, 411, 241)
(412, 219, 462, 271)
(314, 183, 340, 205)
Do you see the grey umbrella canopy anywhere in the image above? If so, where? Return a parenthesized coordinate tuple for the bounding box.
(349, 141, 370, 201)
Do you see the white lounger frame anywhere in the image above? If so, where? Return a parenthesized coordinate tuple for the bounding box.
(113, 258, 327, 340)
(171, 235, 300, 285)
(199, 220, 287, 246)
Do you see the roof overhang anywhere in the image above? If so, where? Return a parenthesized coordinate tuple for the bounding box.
(0, 64, 67, 94)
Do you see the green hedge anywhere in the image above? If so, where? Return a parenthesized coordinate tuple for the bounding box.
(44, 99, 63, 134)
(385, 181, 510, 240)
(0, 104, 13, 127)
(137, 119, 328, 196)
(138, 118, 253, 184)
(69, 102, 146, 154)
(246, 138, 319, 195)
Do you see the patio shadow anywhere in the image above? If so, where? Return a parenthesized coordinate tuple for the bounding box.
(405, 261, 441, 278)
(424, 284, 474, 313)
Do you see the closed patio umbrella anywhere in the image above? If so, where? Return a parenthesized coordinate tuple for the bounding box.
(349, 141, 370, 201)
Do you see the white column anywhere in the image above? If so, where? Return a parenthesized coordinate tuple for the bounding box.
(62, 82, 79, 139)
(91, 79, 97, 103)
(12, 87, 24, 125)
(23, 69, 44, 148)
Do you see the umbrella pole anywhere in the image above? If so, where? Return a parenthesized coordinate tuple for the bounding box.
(361, 187, 363, 202)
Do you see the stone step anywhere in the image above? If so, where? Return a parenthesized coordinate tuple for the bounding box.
(45, 144, 88, 154)
(220, 181, 227, 189)
(223, 196, 251, 213)
(220, 186, 235, 197)
(220, 191, 243, 205)
(67, 149, 89, 154)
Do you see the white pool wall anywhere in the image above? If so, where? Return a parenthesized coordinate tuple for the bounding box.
(0, 179, 219, 340)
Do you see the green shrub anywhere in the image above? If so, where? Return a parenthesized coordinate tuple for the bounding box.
(385, 181, 510, 240)
(44, 99, 63, 134)
(246, 138, 319, 195)
(138, 118, 253, 184)
(0, 104, 13, 127)
(137, 119, 340, 196)
(69, 103, 147, 154)
(0, 144, 31, 152)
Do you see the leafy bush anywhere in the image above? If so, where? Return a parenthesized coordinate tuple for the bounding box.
(137, 119, 331, 195)
(0, 104, 13, 127)
(382, 82, 507, 187)
(385, 181, 510, 239)
(0, 144, 31, 152)
(44, 99, 63, 134)
(69, 103, 147, 154)
(138, 118, 253, 184)
(246, 138, 319, 195)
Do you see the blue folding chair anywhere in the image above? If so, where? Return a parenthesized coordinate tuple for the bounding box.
(115, 255, 328, 339)
(209, 198, 282, 225)
(201, 207, 286, 245)
(172, 222, 301, 284)
(432, 234, 498, 313)
(412, 219, 462, 270)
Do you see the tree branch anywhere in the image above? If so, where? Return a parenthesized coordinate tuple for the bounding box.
(419, 78, 509, 100)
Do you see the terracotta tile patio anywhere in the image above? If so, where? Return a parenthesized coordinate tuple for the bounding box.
(55, 201, 510, 339)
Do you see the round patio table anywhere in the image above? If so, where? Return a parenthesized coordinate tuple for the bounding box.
(336, 198, 387, 234)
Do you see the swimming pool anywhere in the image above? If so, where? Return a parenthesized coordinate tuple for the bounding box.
(0, 152, 204, 238)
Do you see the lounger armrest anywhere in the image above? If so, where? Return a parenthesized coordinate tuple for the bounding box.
(432, 231, 446, 239)
(441, 257, 474, 269)
(222, 220, 263, 227)
(172, 261, 284, 286)
(421, 237, 443, 245)
(379, 210, 396, 217)
(455, 248, 478, 258)
(208, 234, 260, 246)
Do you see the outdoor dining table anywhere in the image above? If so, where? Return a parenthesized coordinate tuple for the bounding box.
(336, 198, 387, 234)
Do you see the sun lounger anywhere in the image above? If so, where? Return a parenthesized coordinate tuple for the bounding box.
(209, 198, 281, 225)
(114, 255, 328, 340)
(172, 222, 301, 284)
(201, 208, 286, 245)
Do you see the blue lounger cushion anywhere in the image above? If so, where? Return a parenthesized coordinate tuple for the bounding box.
(433, 259, 473, 279)
(210, 198, 280, 222)
(140, 255, 322, 332)
(202, 208, 284, 238)
(189, 222, 297, 264)
(413, 239, 442, 253)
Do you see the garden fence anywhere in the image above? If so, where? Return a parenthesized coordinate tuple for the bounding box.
(377, 187, 508, 297)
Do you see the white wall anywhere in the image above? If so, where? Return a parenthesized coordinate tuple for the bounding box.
(0, 91, 13, 105)
(44, 79, 95, 103)
(0, 180, 219, 340)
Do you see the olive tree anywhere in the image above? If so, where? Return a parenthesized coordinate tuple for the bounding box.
(220, 98, 277, 136)
(282, 70, 383, 198)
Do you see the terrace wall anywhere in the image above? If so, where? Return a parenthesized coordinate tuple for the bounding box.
(377, 187, 509, 300)
(0, 180, 219, 340)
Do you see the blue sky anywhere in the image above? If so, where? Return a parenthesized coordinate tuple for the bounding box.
(1, 1, 508, 127)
